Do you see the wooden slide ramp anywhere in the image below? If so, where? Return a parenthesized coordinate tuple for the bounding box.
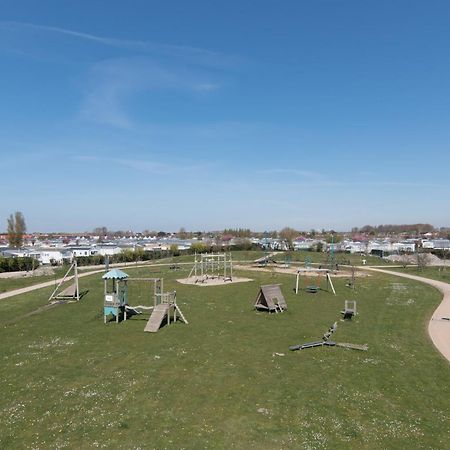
(144, 304, 169, 333)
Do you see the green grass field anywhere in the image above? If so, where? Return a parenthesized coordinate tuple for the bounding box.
(0, 263, 449, 449)
(0, 250, 389, 296)
(392, 265, 450, 284)
(286, 250, 393, 267)
(0, 267, 69, 294)
(167, 249, 392, 268)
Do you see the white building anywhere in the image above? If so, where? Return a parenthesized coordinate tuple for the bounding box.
(68, 246, 98, 258)
(422, 240, 434, 249)
(31, 248, 71, 265)
(293, 239, 323, 251)
(94, 245, 123, 256)
(392, 241, 416, 253)
(432, 239, 450, 250)
(1, 248, 31, 258)
(343, 241, 367, 254)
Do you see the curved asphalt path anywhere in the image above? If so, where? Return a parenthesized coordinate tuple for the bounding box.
(365, 267, 450, 364)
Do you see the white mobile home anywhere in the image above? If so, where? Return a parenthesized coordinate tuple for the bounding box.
(95, 245, 123, 256)
(31, 248, 71, 265)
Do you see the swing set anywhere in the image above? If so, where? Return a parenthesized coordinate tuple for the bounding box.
(294, 268, 336, 295)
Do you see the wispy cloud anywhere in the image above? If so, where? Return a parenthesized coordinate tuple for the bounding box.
(81, 57, 220, 128)
(351, 181, 450, 189)
(0, 21, 237, 128)
(74, 155, 212, 175)
(252, 169, 450, 189)
(256, 168, 326, 180)
(0, 21, 239, 68)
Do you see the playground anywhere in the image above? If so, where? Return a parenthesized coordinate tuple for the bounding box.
(0, 257, 449, 448)
(177, 252, 253, 287)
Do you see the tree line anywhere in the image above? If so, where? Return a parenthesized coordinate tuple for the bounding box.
(354, 224, 435, 235)
(0, 256, 36, 273)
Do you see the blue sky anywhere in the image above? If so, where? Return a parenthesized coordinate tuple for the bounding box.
(1, 1, 450, 232)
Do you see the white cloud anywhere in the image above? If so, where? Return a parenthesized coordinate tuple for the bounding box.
(80, 57, 220, 128)
(256, 168, 326, 180)
(0, 21, 239, 68)
(74, 155, 212, 175)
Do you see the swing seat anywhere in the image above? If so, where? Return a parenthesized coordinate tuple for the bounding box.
(306, 285, 319, 293)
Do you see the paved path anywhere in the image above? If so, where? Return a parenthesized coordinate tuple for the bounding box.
(365, 267, 450, 364)
(0, 260, 258, 301)
(0, 263, 168, 301)
(0, 268, 106, 301)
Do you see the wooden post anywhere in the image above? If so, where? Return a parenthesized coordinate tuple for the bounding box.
(74, 259, 80, 301)
(327, 273, 336, 295)
(230, 253, 233, 280)
(295, 272, 300, 294)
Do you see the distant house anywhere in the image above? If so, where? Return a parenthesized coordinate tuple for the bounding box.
(343, 241, 366, 254)
(30, 248, 72, 265)
(393, 241, 416, 253)
(293, 238, 322, 251)
(432, 239, 450, 250)
(94, 245, 123, 256)
(1, 248, 32, 258)
(422, 240, 434, 249)
(67, 246, 98, 258)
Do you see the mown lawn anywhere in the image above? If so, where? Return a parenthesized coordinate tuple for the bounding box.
(286, 250, 393, 267)
(0, 251, 267, 294)
(0, 265, 448, 449)
(0, 249, 388, 296)
(0, 267, 69, 294)
(392, 265, 450, 284)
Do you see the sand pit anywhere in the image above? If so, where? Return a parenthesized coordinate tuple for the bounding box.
(177, 276, 253, 287)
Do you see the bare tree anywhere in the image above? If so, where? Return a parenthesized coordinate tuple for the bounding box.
(398, 253, 411, 269)
(178, 227, 187, 239)
(7, 211, 27, 248)
(93, 226, 108, 236)
(416, 251, 428, 272)
(279, 227, 298, 249)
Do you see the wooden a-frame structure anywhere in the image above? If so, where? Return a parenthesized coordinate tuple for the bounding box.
(48, 259, 80, 303)
(254, 284, 287, 313)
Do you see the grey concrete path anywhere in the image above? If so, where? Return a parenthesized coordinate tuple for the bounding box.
(365, 267, 450, 364)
